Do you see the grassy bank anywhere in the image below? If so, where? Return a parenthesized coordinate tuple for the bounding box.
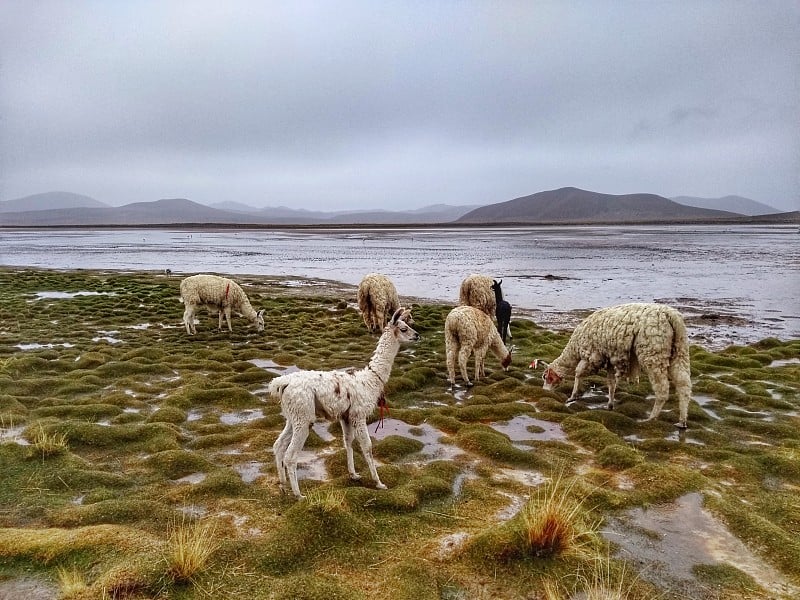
(1, 267, 798, 599)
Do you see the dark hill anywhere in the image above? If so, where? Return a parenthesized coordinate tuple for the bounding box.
(457, 187, 741, 224)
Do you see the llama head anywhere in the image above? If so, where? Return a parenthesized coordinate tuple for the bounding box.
(542, 366, 562, 391)
(491, 279, 503, 292)
(255, 309, 265, 332)
(501, 344, 515, 370)
(389, 307, 420, 342)
(530, 359, 561, 390)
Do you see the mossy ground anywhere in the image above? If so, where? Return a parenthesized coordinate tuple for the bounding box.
(0, 267, 798, 599)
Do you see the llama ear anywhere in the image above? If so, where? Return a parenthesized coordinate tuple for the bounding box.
(390, 307, 404, 325)
(400, 308, 414, 324)
(529, 359, 548, 369)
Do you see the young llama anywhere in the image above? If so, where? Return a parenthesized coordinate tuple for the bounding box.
(268, 307, 419, 499)
(491, 279, 512, 343)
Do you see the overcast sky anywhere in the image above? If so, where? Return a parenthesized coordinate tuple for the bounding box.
(1, 1, 798, 212)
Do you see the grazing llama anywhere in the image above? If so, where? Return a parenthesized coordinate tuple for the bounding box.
(491, 279, 512, 343)
(445, 305, 513, 387)
(268, 307, 420, 499)
(357, 273, 401, 332)
(180, 274, 264, 335)
(533, 302, 692, 428)
(458, 274, 496, 316)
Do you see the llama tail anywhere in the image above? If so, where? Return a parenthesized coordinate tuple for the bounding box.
(666, 308, 690, 363)
(266, 376, 290, 399)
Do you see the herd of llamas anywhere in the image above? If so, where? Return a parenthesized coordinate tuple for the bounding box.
(180, 271, 692, 498)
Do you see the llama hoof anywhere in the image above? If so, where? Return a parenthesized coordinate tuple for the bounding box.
(376, 482, 387, 490)
(349, 474, 362, 481)
(465, 381, 474, 388)
(675, 421, 688, 430)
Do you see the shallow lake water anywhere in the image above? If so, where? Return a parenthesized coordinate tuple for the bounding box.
(1, 225, 797, 347)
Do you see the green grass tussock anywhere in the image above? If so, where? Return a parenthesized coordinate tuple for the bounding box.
(1, 267, 798, 599)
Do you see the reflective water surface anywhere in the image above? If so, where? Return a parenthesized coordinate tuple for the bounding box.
(1, 225, 797, 347)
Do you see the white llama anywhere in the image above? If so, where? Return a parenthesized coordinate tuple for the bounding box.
(267, 307, 420, 499)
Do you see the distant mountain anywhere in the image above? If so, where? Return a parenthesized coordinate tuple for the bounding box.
(671, 195, 780, 216)
(0, 191, 108, 213)
(211, 202, 479, 224)
(0, 196, 479, 226)
(0, 198, 270, 226)
(208, 200, 261, 213)
(3, 190, 795, 227)
(457, 187, 741, 224)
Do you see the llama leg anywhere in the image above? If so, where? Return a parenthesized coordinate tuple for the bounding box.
(669, 362, 692, 429)
(272, 421, 294, 491)
(282, 422, 311, 499)
(218, 309, 224, 330)
(476, 348, 486, 380)
(446, 347, 457, 385)
(340, 418, 360, 480)
(458, 346, 473, 386)
(644, 370, 670, 423)
(606, 372, 618, 410)
(183, 306, 195, 335)
(568, 359, 589, 402)
(354, 420, 385, 489)
(224, 307, 233, 332)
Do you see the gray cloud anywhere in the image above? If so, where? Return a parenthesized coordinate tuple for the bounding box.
(1, 1, 798, 211)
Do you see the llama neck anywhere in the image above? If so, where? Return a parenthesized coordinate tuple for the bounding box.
(488, 330, 509, 359)
(366, 329, 401, 384)
(240, 300, 257, 321)
(551, 341, 579, 376)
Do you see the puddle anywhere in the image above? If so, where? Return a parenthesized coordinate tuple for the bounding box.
(32, 291, 116, 299)
(92, 336, 122, 344)
(604, 492, 798, 598)
(15, 342, 75, 350)
(178, 505, 207, 518)
(493, 467, 548, 488)
(725, 406, 773, 420)
(494, 491, 526, 521)
(436, 532, 470, 558)
(768, 358, 800, 368)
(665, 430, 705, 445)
(693, 395, 723, 420)
(295, 447, 337, 481)
(248, 358, 301, 374)
(312, 421, 336, 442)
(126, 323, 151, 330)
(370, 418, 464, 462)
(172, 473, 206, 484)
(0, 425, 30, 446)
(489, 414, 568, 445)
(447, 386, 472, 404)
(234, 461, 265, 483)
(220, 409, 264, 425)
(0, 577, 58, 600)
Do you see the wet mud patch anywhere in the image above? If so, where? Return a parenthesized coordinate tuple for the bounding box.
(0, 577, 57, 600)
(488, 414, 568, 445)
(371, 417, 464, 463)
(604, 492, 799, 598)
